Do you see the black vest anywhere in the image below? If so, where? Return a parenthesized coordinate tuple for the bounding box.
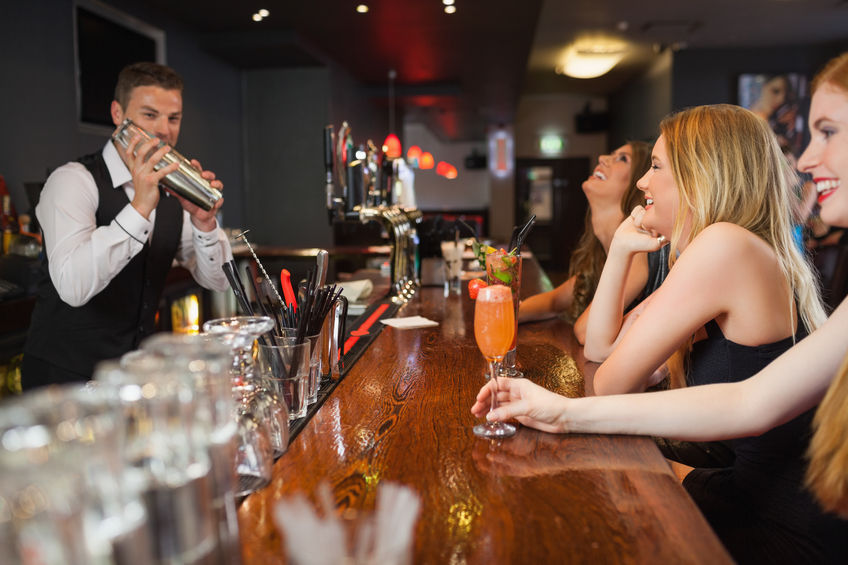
(24, 150, 184, 381)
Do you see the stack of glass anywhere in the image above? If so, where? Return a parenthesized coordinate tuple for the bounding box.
(0, 384, 153, 565)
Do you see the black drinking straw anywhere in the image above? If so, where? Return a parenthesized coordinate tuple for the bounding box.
(222, 261, 253, 316)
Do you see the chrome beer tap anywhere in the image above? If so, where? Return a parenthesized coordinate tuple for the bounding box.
(323, 121, 422, 300)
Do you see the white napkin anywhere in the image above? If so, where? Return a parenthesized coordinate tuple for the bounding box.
(338, 279, 374, 302)
(380, 316, 439, 329)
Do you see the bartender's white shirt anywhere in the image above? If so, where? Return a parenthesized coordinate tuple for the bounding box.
(36, 141, 233, 307)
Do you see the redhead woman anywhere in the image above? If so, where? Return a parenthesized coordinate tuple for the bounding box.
(473, 53, 848, 564)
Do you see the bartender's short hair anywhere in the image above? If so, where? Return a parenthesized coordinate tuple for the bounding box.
(113, 62, 184, 109)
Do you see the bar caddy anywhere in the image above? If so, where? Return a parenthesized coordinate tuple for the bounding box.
(323, 122, 422, 303)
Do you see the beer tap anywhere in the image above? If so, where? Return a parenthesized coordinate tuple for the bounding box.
(323, 120, 422, 299)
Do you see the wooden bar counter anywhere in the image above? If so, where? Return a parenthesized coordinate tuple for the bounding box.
(238, 255, 731, 564)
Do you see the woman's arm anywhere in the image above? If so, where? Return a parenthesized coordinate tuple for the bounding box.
(583, 210, 664, 360)
(572, 252, 649, 345)
(518, 275, 576, 323)
(474, 295, 848, 440)
(592, 224, 761, 395)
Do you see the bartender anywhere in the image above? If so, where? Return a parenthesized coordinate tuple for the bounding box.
(21, 62, 232, 389)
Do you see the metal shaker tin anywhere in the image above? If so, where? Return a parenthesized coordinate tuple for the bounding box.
(111, 118, 223, 211)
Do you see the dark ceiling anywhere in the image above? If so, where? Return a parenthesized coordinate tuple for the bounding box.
(134, 0, 543, 142)
(113, 0, 848, 142)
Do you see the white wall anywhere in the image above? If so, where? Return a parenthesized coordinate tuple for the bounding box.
(514, 93, 608, 159)
(402, 123, 489, 211)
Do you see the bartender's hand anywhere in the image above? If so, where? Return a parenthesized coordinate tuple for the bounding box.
(119, 135, 180, 220)
(471, 377, 570, 433)
(168, 158, 224, 232)
(611, 206, 668, 255)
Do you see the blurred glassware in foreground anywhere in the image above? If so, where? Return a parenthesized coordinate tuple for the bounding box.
(0, 384, 154, 565)
(101, 357, 218, 564)
(140, 333, 243, 564)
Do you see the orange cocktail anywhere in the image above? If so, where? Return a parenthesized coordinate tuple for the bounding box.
(473, 284, 517, 438)
(474, 285, 514, 359)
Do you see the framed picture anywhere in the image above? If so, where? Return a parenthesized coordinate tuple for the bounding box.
(738, 73, 809, 160)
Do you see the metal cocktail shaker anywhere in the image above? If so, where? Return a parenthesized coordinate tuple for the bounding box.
(111, 118, 223, 211)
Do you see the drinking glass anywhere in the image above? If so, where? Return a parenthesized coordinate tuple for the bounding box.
(204, 316, 290, 458)
(473, 285, 518, 438)
(440, 240, 463, 296)
(97, 359, 218, 565)
(485, 250, 523, 378)
(0, 386, 152, 565)
(279, 328, 322, 405)
(232, 409, 273, 498)
(202, 316, 275, 386)
(256, 337, 310, 420)
(140, 333, 243, 565)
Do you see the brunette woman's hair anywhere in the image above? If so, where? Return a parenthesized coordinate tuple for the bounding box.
(566, 141, 652, 321)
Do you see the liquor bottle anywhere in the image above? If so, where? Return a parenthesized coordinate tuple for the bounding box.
(2, 194, 19, 255)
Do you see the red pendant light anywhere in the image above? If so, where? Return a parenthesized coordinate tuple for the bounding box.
(406, 145, 422, 163)
(419, 151, 435, 169)
(436, 161, 450, 176)
(383, 133, 402, 159)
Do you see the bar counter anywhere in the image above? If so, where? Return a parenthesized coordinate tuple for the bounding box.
(238, 256, 732, 563)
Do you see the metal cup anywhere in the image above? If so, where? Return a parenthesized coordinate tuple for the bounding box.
(111, 118, 223, 211)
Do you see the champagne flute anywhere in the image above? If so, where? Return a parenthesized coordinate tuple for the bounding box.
(473, 285, 518, 438)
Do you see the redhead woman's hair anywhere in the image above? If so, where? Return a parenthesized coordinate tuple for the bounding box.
(567, 141, 652, 321)
(811, 52, 848, 95)
(806, 52, 848, 519)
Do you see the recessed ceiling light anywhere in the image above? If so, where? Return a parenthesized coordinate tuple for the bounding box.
(356, 4, 369, 13)
(445, 5, 456, 13)
(252, 13, 262, 22)
(555, 38, 629, 79)
(258, 9, 269, 17)
(443, 0, 455, 5)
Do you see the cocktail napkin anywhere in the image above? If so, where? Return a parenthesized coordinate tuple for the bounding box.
(380, 316, 439, 329)
(337, 279, 374, 302)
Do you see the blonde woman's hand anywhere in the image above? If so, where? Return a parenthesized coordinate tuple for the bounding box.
(610, 206, 668, 255)
(471, 377, 570, 433)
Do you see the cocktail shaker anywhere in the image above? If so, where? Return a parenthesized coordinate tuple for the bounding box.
(111, 118, 223, 211)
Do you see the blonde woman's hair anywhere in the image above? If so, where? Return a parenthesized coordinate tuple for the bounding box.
(804, 51, 848, 519)
(660, 104, 826, 341)
(806, 351, 848, 518)
(568, 141, 652, 321)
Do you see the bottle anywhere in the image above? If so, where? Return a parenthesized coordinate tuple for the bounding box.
(1, 194, 18, 255)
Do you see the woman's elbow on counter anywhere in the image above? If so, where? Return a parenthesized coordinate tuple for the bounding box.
(583, 342, 610, 363)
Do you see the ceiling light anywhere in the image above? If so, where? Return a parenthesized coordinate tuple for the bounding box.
(555, 39, 629, 79)
(258, 9, 269, 17)
(443, 0, 455, 5)
(445, 5, 457, 14)
(252, 13, 262, 22)
(356, 4, 369, 13)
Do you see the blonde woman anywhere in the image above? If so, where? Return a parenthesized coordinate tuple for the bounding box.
(583, 105, 825, 392)
(519, 141, 664, 343)
(473, 53, 848, 563)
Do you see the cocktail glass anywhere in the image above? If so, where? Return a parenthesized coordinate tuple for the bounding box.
(485, 249, 523, 377)
(473, 285, 517, 438)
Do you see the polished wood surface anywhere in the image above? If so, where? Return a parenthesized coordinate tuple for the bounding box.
(238, 258, 731, 564)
